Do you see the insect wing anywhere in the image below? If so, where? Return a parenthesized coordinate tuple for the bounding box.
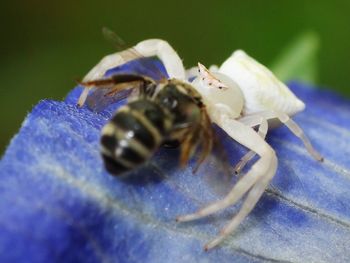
(86, 84, 134, 112)
(195, 138, 238, 198)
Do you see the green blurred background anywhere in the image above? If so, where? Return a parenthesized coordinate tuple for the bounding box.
(1, 0, 350, 154)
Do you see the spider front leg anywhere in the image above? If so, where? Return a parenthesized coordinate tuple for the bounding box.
(83, 39, 186, 82)
(78, 39, 186, 107)
(177, 115, 277, 250)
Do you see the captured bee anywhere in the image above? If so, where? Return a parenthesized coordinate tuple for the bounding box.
(79, 73, 213, 176)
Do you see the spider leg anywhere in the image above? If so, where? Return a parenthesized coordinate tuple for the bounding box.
(134, 39, 186, 79)
(177, 116, 277, 228)
(234, 118, 268, 174)
(79, 39, 185, 107)
(273, 111, 323, 161)
(204, 171, 273, 250)
(185, 66, 199, 80)
(241, 111, 323, 161)
(83, 39, 186, 82)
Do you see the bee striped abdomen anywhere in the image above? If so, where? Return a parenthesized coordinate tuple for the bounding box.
(100, 99, 172, 176)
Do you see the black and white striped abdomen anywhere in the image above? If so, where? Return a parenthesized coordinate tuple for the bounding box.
(100, 99, 171, 176)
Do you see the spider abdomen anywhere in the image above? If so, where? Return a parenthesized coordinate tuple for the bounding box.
(219, 50, 305, 116)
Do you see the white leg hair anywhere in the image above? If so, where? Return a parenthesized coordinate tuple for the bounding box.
(234, 118, 268, 174)
(239, 111, 323, 161)
(78, 39, 186, 106)
(177, 115, 278, 249)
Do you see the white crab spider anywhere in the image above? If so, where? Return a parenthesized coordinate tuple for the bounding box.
(191, 52, 323, 174)
(79, 39, 323, 250)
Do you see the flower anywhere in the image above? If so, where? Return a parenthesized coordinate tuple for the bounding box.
(1, 59, 350, 263)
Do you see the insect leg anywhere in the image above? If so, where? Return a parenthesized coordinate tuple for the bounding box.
(179, 124, 202, 168)
(192, 108, 214, 173)
(177, 117, 277, 228)
(234, 118, 268, 174)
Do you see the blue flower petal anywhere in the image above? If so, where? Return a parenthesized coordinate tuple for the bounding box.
(1, 59, 350, 263)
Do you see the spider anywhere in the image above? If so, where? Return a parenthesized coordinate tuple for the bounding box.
(79, 39, 323, 250)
